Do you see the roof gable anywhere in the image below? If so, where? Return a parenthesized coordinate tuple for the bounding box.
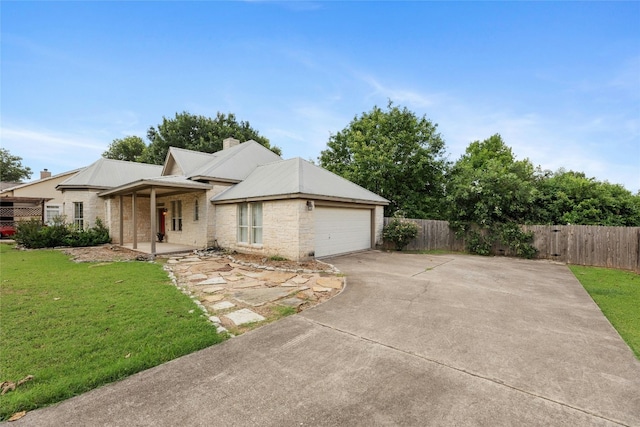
(212, 158, 388, 205)
(161, 147, 218, 177)
(57, 158, 163, 190)
(188, 140, 282, 182)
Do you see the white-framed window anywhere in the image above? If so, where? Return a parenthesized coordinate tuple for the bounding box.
(171, 200, 182, 231)
(194, 199, 199, 221)
(73, 202, 84, 229)
(45, 204, 62, 225)
(238, 202, 262, 244)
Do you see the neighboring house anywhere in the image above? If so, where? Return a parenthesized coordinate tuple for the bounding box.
(55, 138, 389, 260)
(0, 169, 83, 227)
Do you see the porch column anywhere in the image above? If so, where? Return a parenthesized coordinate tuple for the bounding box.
(132, 192, 137, 249)
(119, 195, 124, 245)
(150, 187, 157, 256)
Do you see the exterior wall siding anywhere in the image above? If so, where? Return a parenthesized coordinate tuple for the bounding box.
(374, 205, 384, 245)
(61, 190, 105, 230)
(158, 192, 208, 247)
(214, 199, 313, 261)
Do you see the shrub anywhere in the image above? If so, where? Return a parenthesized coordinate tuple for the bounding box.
(14, 217, 111, 249)
(383, 218, 419, 251)
(14, 219, 49, 248)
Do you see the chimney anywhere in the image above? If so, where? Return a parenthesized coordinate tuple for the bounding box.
(40, 169, 52, 179)
(222, 137, 240, 150)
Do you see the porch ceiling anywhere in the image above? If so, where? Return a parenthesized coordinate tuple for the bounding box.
(98, 178, 212, 197)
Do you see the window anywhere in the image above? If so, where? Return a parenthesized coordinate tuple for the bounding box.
(251, 203, 262, 244)
(238, 202, 262, 244)
(45, 204, 61, 225)
(73, 202, 84, 229)
(194, 199, 199, 221)
(171, 200, 182, 231)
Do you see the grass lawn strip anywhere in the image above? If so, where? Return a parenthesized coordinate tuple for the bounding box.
(0, 244, 224, 420)
(570, 265, 640, 359)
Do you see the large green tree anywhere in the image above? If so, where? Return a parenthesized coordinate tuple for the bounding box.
(534, 169, 640, 226)
(102, 136, 147, 162)
(0, 148, 32, 181)
(141, 111, 281, 164)
(445, 134, 538, 257)
(319, 102, 449, 218)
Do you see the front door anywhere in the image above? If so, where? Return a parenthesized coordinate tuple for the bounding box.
(158, 208, 166, 235)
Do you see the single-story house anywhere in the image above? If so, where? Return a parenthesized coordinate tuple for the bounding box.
(55, 138, 389, 260)
(0, 168, 83, 227)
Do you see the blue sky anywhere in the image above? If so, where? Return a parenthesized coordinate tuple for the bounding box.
(2, 1, 639, 192)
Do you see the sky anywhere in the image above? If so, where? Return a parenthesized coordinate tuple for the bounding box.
(2, 1, 639, 192)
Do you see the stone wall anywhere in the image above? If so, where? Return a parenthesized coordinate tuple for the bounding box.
(61, 190, 105, 230)
(374, 205, 384, 245)
(214, 199, 313, 261)
(104, 195, 152, 243)
(159, 191, 208, 247)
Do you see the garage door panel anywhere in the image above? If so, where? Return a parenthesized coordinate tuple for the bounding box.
(314, 207, 371, 257)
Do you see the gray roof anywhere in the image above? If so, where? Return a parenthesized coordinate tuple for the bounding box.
(187, 140, 282, 181)
(57, 158, 163, 190)
(163, 141, 281, 182)
(162, 147, 217, 177)
(98, 175, 212, 197)
(211, 157, 389, 205)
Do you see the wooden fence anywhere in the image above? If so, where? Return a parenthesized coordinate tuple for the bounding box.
(383, 218, 640, 273)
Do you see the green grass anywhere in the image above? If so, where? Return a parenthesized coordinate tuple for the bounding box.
(0, 244, 224, 420)
(570, 265, 640, 359)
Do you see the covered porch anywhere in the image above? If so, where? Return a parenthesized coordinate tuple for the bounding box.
(120, 242, 200, 256)
(99, 177, 212, 257)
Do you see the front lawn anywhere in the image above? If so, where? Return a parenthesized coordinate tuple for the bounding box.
(570, 265, 640, 359)
(0, 244, 224, 420)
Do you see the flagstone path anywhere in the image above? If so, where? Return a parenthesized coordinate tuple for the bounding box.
(164, 251, 344, 335)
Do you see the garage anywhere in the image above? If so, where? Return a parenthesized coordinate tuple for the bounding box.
(314, 207, 371, 258)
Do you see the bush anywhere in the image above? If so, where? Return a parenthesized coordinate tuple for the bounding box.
(14, 217, 111, 249)
(383, 218, 419, 251)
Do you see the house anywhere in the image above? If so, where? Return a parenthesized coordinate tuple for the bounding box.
(0, 168, 83, 227)
(55, 138, 388, 260)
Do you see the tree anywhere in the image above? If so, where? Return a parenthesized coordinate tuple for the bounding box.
(319, 102, 449, 218)
(445, 134, 537, 257)
(102, 136, 147, 162)
(141, 111, 281, 164)
(534, 169, 640, 226)
(0, 148, 32, 181)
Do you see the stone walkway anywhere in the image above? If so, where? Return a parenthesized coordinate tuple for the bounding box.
(163, 251, 344, 335)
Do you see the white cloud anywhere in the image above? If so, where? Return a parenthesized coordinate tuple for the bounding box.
(0, 126, 106, 178)
(358, 74, 440, 109)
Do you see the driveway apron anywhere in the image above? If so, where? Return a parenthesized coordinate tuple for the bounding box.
(10, 252, 640, 426)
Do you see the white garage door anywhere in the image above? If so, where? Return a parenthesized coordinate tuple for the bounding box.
(314, 207, 371, 258)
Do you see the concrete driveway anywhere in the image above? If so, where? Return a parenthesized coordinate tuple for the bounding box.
(12, 252, 640, 426)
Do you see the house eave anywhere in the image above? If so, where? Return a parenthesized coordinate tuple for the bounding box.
(211, 192, 389, 206)
(98, 179, 212, 197)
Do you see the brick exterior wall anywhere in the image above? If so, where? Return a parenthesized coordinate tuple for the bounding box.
(214, 199, 314, 261)
(61, 190, 105, 230)
(374, 205, 384, 245)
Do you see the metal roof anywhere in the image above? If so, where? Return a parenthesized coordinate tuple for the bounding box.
(98, 175, 212, 197)
(162, 147, 217, 176)
(211, 157, 389, 205)
(57, 158, 163, 190)
(187, 140, 282, 181)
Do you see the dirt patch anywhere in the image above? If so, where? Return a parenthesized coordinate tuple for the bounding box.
(58, 245, 146, 262)
(226, 252, 333, 272)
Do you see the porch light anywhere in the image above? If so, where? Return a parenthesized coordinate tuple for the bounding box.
(306, 200, 314, 211)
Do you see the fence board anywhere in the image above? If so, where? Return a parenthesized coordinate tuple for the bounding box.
(383, 218, 640, 273)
